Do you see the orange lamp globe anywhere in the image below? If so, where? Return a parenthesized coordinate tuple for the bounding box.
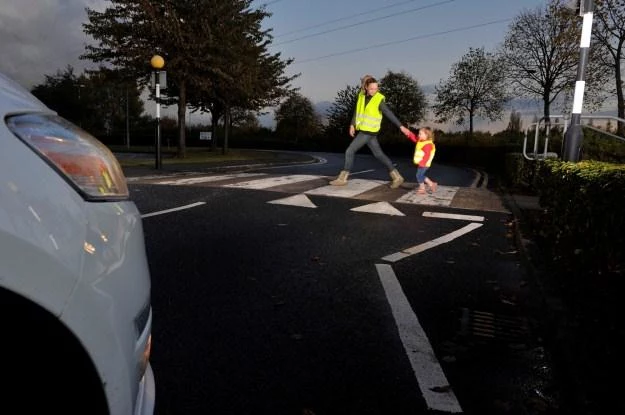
(150, 55, 165, 69)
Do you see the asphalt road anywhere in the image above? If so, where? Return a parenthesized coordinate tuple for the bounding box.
(127, 153, 563, 415)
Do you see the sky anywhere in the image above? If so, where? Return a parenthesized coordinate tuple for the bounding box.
(0, 0, 549, 130)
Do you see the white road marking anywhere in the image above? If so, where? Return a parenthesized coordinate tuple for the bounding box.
(305, 178, 384, 198)
(395, 186, 459, 206)
(153, 173, 264, 185)
(141, 202, 206, 218)
(351, 202, 405, 216)
(348, 169, 376, 176)
(423, 212, 484, 222)
(268, 194, 317, 208)
(127, 174, 181, 182)
(375, 264, 463, 413)
(382, 222, 483, 263)
(224, 174, 319, 189)
(256, 156, 327, 170)
(470, 169, 481, 188)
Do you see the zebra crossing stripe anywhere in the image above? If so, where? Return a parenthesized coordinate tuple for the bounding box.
(304, 178, 384, 198)
(154, 173, 264, 185)
(224, 174, 320, 190)
(395, 186, 458, 207)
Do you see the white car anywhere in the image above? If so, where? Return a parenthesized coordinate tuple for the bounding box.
(0, 71, 155, 414)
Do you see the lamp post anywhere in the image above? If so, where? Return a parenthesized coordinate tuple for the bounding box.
(151, 54, 165, 169)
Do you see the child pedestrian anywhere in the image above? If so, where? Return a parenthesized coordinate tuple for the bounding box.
(406, 127, 437, 194)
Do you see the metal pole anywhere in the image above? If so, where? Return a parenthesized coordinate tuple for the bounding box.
(563, 0, 595, 162)
(155, 71, 162, 169)
(126, 87, 130, 149)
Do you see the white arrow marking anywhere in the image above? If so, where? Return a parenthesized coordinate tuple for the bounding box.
(376, 264, 463, 413)
(382, 222, 483, 263)
(351, 202, 405, 216)
(268, 194, 317, 208)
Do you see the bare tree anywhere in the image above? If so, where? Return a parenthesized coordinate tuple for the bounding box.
(593, 0, 625, 136)
(433, 47, 508, 136)
(501, 0, 609, 126)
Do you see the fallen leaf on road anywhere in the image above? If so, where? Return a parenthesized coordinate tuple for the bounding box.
(430, 385, 452, 393)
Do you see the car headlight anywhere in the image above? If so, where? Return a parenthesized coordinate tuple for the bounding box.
(6, 113, 129, 200)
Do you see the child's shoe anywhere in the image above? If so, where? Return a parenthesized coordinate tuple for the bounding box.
(429, 182, 438, 193)
(416, 185, 426, 194)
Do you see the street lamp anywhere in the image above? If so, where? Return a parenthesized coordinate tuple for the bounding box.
(151, 54, 165, 169)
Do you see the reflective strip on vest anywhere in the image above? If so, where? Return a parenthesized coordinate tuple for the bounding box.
(355, 92, 384, 133)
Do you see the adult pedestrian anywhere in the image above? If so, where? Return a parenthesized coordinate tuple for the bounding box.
(330, 75, 410, 188)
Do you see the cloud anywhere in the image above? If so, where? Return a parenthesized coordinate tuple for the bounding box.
(0, 0, 105, 89)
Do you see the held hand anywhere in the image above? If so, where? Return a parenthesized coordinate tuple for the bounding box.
(349, 125, 356, 137)
(400, 126, 417, 143)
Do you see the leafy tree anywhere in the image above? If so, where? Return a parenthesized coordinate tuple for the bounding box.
(177, 1, 296, 154)
(501, 0, 610, 126)
(324, 84, 359, 140)
(379, 71, 427, 141)
(31, 66, 143, 143)
(31, 66, 82, 124)
(274, 93, 320, 143)
(433, 47, 508, 136)
(230, 108, 261, 131)
(324, 72, 425, 145)
(82, 0, 295, 157)
(593, 0, 625, 137)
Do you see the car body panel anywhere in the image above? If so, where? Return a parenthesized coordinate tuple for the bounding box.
(0, 71, 155, 414)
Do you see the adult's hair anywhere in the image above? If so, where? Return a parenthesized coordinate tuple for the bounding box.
(360, 74, 377, 92)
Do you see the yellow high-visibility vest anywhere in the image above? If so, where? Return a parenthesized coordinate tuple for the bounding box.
(413, 139, 436, 167)
(355, 91, 384, 133)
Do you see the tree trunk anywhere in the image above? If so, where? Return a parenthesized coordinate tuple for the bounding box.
(210, 109, 218, 152)
(223, 103, 230, 155)
(616, 58, 624, 137)
(177, 82, 187, 158)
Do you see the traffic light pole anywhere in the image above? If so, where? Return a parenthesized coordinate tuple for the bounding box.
(563, 0, 595, 162)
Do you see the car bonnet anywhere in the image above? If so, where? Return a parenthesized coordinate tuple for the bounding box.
(0, 72, 50, 117)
